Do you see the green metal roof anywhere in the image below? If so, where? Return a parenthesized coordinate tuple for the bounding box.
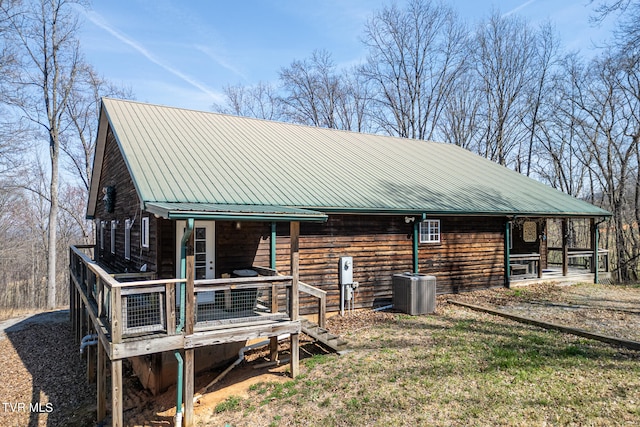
(87, 98, 610, 219)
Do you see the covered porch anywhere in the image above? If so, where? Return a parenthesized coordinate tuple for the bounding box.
(506, 217, 611, 286)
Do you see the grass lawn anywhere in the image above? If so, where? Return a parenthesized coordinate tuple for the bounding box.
(200, 299, 640, 426)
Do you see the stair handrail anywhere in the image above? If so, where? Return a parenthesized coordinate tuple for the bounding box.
(299, 281, 326, 328)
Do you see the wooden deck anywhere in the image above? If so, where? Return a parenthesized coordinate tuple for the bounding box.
(69, 233, 317, 427)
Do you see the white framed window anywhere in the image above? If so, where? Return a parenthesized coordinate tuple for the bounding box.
(124, 219, 132, 260)
(111, 220, 117, 254)
(141, 217, 149, 249)
(419, 219, 441, 243)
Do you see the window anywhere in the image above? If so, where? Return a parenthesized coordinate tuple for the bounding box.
(141, 217, 149, 249)
(419, 219, 440, 243)
(111, 220, 117, 254)
(124, 219, 132, 260)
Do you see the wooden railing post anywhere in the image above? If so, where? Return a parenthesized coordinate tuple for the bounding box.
(166, 282, 175, 334)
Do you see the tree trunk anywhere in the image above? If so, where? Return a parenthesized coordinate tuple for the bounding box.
(47, 136, 58, 308)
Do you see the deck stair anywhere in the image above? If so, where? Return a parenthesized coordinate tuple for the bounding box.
(300, 318, 348, 352)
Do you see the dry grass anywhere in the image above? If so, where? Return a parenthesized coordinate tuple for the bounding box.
(198, 283, 640, 427)
(1, 283, 639, 426)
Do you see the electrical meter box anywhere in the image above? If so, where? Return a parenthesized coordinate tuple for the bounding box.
(339, 256, 353, 285)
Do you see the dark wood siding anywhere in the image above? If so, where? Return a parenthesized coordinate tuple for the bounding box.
(216, 221, 271, 276)
(266, 215, 505, 314)
(418, 217, 505, 294)
(93, 126, 157, 274)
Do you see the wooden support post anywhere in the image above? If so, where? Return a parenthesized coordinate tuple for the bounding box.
(97, 343, 107, 423)
(562, 218, 569, 276)
(590, 218, 597, 273)
(504, 220, 511, 288)
(592, 218, 600, 284)
(289, 221, 300, 378)
(86, 319, 96, 384)
(166, 282, 176, 335)
(185, 230, 195, 335)
(184, 228, 195, 427)
(269, 337, 279, 362)
(80, 302, 87, 342)
(111, 359, 123, 427)
(184, 349, 195, 427)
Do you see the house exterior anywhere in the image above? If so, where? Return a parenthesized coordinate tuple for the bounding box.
(71, 98, 610, 426)
(88, 98, 610, 305)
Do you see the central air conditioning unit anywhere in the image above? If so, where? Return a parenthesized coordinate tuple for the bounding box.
(392, 273, 436, 315)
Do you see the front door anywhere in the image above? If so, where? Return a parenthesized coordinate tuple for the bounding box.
(176, 220, 215, 279)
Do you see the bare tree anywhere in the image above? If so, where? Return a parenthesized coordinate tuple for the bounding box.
(1, 0, 85, 308)
(568, 52, 639, 281)
(472, 11, 537, 166)
(519, 22, 560, 177)
(213, 81, 284, 121)
(279, 50, 341, 128)
(591, 0, 640, 56)
(360, 0, 467, 141)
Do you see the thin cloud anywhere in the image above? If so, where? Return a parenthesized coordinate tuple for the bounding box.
(84, 10, 220, 100)
(503, 0, 537, 17)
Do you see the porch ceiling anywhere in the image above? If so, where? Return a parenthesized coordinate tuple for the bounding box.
(145, 202, 328, 222)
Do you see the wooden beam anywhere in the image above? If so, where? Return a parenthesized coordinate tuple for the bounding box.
(184, 320, 300, 348)
(111, 334, 185, 359)
(448, 299, 640, 351)
(111, 359, 123, 427)
(97, 342, 107, 423)
(289, 221, 300, 378)
(184, 349, 195, 427)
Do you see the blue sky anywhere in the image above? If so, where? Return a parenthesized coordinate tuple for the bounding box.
(79, 0, 616, 112)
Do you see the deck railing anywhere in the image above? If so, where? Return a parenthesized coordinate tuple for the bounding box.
(547, 247, 609, 272)
(69, 245, 294, 343)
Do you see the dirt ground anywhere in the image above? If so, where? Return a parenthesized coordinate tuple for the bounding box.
(0, 282, 638, 426)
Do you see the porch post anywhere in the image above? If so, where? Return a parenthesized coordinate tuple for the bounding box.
(184, 227, 195, 427)
(592, 218, 600, 284)
(270, 223, 279, 362)
(289, 221, 300, 378)
(413, 220, 419, 273)
(562, 218, 569, 276)
(270, 222, 277, 270)
(505, 220, 511, 287)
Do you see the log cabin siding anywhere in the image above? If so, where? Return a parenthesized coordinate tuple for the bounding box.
(93, 126, 157, 274)
(418, 217, 505, 294)
(215, 221, 271, 275)
(269, 215, 506, 314)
